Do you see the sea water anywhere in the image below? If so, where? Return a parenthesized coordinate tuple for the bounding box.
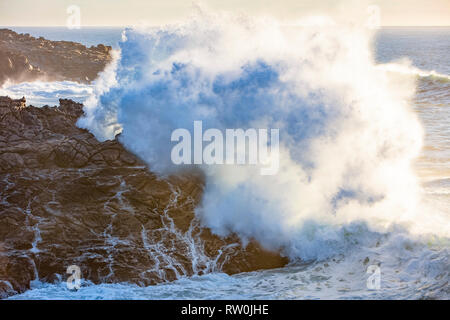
(4, 26, 449, 300)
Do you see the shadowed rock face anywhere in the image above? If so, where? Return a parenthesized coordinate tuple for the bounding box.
(0, 29, 112, 85)
(0, 49, 42, 85)
(0, 96, 288, 298)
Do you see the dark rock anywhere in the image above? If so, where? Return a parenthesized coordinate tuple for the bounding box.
(0, 28, 112, 85)
(0, 96, 288, 298)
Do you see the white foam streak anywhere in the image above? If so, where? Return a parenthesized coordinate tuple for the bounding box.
(377, 62, 450, 81)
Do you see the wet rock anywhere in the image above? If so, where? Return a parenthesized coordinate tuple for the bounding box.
(0, 96, 288, 298)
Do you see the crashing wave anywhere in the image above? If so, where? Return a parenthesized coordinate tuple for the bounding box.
(77, 11, 449, 263)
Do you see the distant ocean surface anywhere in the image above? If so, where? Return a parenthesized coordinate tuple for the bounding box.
(6, 26, 449, 75)
(6, 27, 124, 49)
(3, 26, 449, 300)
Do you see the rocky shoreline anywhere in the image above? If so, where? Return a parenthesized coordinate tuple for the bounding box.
(0, 28, 112, 85)
(0, 30, 287, 299)
(0, 96, 288, 299)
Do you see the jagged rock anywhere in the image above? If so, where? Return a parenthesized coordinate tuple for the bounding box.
(0, 96, 288, 298)
(0, 29, 112, 85)
(0, 50, 42, 84)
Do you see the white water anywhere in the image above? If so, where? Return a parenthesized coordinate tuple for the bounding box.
(0, 80, 94, 107)
(9, 232, 449, 299)
(77, 12, 448, 257)
(3, 18, 450, 299)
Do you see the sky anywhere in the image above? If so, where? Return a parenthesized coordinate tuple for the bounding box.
(0, 0, 449, 27)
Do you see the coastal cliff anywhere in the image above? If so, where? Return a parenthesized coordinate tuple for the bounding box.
(0, 96, 288, 298)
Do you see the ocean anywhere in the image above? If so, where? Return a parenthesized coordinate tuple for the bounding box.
(3, 25, 450, 300)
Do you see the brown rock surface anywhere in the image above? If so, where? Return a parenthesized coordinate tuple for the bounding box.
(0, 96, 288, 298)
(0, 29, 112, 85)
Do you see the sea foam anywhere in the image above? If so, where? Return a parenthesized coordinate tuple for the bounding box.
(73, 11, 447, 261)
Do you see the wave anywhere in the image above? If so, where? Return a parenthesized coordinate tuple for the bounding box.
(0, 80, 93, 106)
(376, 63, 450, 82)
(0, 50, 119, 107)
(9, 230, 449, 299)
(76, 12, 449, 262)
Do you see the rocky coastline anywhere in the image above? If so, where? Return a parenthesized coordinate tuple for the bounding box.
(0, 30, 288, 299)
(0, 28, 112, 85)
(0, 96, 287, 298)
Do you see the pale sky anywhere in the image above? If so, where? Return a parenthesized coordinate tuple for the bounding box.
(0, 0, 449, 27)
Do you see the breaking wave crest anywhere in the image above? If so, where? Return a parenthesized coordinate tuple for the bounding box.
(377, 62, 450, 82)
(77, 12, 449, 262)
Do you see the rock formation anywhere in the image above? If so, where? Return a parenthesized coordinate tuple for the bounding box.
(0, 29, 112, 85)
(0, 96, 288, 298)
